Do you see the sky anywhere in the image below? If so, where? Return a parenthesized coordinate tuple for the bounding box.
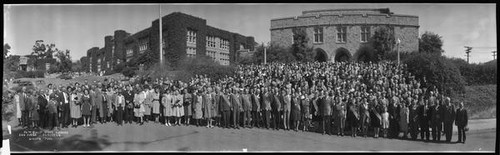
(3, 3, 497, 63)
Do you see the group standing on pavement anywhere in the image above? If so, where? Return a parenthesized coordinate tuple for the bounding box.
(8, 61, 469, 143)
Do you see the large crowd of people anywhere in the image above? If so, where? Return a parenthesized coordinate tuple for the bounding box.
(8, 61, 469, 143)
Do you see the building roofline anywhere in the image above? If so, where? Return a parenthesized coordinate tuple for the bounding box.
(270, 13, 418, 21)
(302, 8, 391, 14)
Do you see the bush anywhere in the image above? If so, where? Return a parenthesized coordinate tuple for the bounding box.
(122, 67, 138, 78)
(183, 55, 236, 81)
(14, 70, 45, 78)
(354, 44, 377, 62)
(403, 52, 466, 96)
(450, 58, 497, 85)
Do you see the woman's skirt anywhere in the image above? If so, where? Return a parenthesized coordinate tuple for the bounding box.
(152, 101, 160, 114)
(382, 112, 389, 129)
(174, 106, 184, 117)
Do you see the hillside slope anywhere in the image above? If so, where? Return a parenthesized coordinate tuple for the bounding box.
(452, 84, 497, 119)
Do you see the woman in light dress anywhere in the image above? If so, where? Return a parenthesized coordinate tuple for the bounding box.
(70, 87, 82, 127)
(173, 89, 184, 126)
(162, 89, 173, 126)
(152, 87, 161, 123)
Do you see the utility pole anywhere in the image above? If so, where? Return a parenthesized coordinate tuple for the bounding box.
(464, 46, 472, 64)
(492, 51, 497, 60)
(159, 4, 163, 65)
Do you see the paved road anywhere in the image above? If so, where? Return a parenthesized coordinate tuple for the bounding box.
(6, 118, 496, 152)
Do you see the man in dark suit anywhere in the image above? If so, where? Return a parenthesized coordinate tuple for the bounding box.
(321, 90, 334, 135)
(55, 86, 65, 129)
(220, 88, 231, 128)
(418, 97, 431, 141)
(61, 86, 71, 128)
(271, 87, 282, 130)
(230, 88, 242, 129)
(124, 85, 135, 124)
(38, 89, 49, 129)
(455, 102, 468, 143)
(261, 87, 272, 129)
(388, 91, 400, 139)
(251, 88, 261, 128)
(429, 91, 441, 141)
(443, 97, 455, 142)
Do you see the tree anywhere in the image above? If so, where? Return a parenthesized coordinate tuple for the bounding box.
(403, 52, 466, 96)
(54, 49, 72, 73)
(419, 31, 444, 55)
(252, 43, 296, 64)
(72, 59, 83, 72)
(4, 43, 11, 60)
(370, 26, 396, 61)
(291, 28, 314, 62)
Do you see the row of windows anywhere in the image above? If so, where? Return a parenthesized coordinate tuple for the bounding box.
(187, 47, 197, 56)
(187, 29, 197, 44)
(139, 39, 148, 54)
(311, 26, 371, 43)
(206, 36, 230, 50)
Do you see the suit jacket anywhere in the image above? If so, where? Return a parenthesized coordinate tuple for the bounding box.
(220, 94, 231, 111)
(242, 94, 252, 111)
(38, 94, 48, 112)
(322, 96, 333, 116)
(443, 105, 455, 125)
(455, 108, 468, 127)
(230, 94, 242, 111)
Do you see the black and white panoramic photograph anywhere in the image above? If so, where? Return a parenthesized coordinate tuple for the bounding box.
(2, 3, 497, 153)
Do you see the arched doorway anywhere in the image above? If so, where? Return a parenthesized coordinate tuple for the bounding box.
(335, 48, 351, 62)
(314, 48, 328, 62)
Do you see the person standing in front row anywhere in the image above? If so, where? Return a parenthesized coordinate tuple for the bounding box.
(81, 89, 92, 127)
(443, 97, 455, 143)
(193, 89, 203, 127)
(230, 88, 242, 129)
(152, 87, 161, 123)
(183, 89, 193, 126)
(251, 88, 261, 128)
(115, 89, 125, 126)
(220, 88, 232, 128)
(455, 102, 468, 144)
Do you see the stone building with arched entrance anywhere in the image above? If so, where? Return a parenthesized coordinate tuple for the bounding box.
(270, 8, 419, 62)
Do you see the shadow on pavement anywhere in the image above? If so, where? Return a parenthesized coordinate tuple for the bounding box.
(110, 131, 199, 145)
(9, 128, 111, 151)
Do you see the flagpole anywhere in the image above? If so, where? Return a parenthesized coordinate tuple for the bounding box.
(263, 42, 267, 65)
(159, 4, 163, 65)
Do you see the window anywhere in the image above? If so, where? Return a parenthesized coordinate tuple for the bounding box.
(186, 47, 196, 58)
(337, 26, 347, 43)
(361, 26, 370, 42)
(206, 36, 217, 48)
(139, 38, 148, 54)
(126, 48, 133, 58)
(187, 29, 197, 44)
(314, 27, 324, 43)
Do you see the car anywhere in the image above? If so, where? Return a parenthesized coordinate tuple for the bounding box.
(10, 81, 37, 93)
